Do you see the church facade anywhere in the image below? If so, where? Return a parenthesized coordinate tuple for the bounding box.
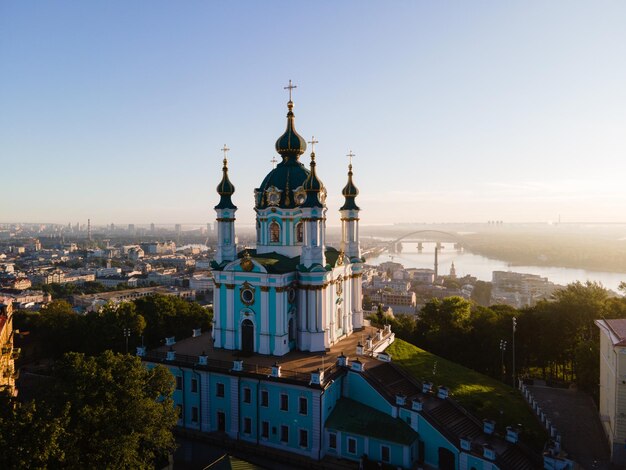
(210, 94, 364, 357)
(141, 87, 542, 470)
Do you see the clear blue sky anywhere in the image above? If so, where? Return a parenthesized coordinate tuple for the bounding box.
(2, 1, 626, 226)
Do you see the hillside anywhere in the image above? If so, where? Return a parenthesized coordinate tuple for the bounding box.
(386, 339, 546, 449)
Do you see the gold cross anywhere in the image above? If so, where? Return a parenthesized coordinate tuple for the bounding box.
(221, 144, 230, 159)
(270, 156, 278, 168)
(283, 80, 297, 101)
(347, 150, 355, 166)
(308, 136, 319, 153)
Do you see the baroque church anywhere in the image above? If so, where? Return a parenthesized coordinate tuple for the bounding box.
(210, 89, 363, 356)
(140, 85, 542, 470)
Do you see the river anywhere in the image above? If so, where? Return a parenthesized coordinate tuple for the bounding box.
(365, 242, 626, 292)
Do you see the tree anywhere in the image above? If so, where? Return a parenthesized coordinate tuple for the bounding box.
(134, 294, 212, 347)
(42, 351, 178, 469)
(471, 281, 492, 306)
(0, 391, 67, 469)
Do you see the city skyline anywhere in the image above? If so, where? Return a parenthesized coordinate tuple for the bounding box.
(3, 2, 626, 225)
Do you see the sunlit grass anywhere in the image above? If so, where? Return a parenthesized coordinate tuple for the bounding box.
(386, 339, 546, 449)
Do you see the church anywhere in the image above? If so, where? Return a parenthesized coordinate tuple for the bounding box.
(141, 85, 540, 470)
(210, 85, 363, 356)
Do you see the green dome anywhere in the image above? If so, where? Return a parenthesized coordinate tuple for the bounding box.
(274, 101, 307, 158)
(340, 164, 360, 211)
(256, 159, 310, 209)
(215, 158, 237, 210)
(302, 153, 324, 208)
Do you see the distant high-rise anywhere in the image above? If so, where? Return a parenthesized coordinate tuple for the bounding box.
(87, 219, 92, 241)
(128, 224, 135, 235)
(150, 223, 155, 233)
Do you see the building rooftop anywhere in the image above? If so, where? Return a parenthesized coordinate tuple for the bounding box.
(326, 397, 417, 445)
(145, 324, 393, 386)
(597, 319, 626, 346)
(212, 248, 342, 274)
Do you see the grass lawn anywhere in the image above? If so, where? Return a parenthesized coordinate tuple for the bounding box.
(386, 339, 547, 450)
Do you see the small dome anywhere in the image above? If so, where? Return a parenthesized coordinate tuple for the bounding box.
(340, 163, 360, 211)
(274, 101, 307, 158)
(215, 158, 237, 210)
(302, 153, 324, 208)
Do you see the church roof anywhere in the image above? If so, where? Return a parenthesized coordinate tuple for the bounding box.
(301, 153, 324, 208)
(274, 100, 307, 157)
(215, 158, 237, 210)
(211, 247, 341, 274)
(326, 398, 418, 445)
(256, 99, 310, 209)
(340, 163, 360, 211)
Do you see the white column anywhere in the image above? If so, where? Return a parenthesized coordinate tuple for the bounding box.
(308, 287, 317, 332)
(225, 285, 235, 349)
(213, 283, 222, 348)
(260, 287, 270, 354)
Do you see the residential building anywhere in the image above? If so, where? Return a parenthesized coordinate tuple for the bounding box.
(595, 319, 626, 465)
(0, 298, 17, 395)
(73, 286, 195, 310)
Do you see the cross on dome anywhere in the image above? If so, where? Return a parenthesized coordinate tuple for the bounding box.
(221, 144, 230, 160)
(270, 156, 278, 169)
(347, 150, 355, 167)
(308, 136, 319, 153)
(283, 79, 297, 101)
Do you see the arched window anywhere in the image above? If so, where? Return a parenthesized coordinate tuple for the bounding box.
(295, 222, 303, 243)
(269, 221, 280, 243)
(256, 220, 261, 242)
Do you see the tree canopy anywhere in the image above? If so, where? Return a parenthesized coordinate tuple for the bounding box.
(1, 351, 178, 469)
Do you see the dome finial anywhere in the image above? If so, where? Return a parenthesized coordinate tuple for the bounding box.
(341, 150, 359, 211)
(275, 81, 307, 159)
(302, 147, 324, 208)
(215, 145, 236, 210)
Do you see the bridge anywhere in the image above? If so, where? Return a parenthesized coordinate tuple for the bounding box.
(385, 230, 465, 254)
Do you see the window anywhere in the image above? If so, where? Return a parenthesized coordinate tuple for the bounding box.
(280, 393, 289, 411)
(329, 432, 337, 449)
(269, 221, 280, 243)
(176, 404, 183, 419)
(191, 407, 199, 423)
(243, 387, 251, 403)
(243, 417, 252, 435)
(299, 397, 307, 415)
(299, 429, 308, 448)
(280, 425, 289, 443)
(176, 376, 183, 390)
(295, 222, 303, 243)
(405, 415, 411, 425)
(348, 437, 357, 455)
(191, 378, 198, 393)
(261, 390, 269, 407)
(216, 382, 225, 397)
(381, 445, 390, 463)
(217, 411, 225, 432)
(261, 421, 269, 439)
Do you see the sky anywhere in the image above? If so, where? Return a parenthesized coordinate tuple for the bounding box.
(2, 1, 626, 227)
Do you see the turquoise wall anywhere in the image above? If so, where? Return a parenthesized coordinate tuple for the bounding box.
(345, 372, 393, 415)
(416, 415, 458, 468)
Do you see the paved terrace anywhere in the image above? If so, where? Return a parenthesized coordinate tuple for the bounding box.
(143, 325, 395, 386)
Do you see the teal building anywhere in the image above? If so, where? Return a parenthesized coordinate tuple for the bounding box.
(141, 89, 539, 469)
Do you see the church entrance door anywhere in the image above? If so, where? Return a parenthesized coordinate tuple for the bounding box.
(241, 319, 254, 354)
